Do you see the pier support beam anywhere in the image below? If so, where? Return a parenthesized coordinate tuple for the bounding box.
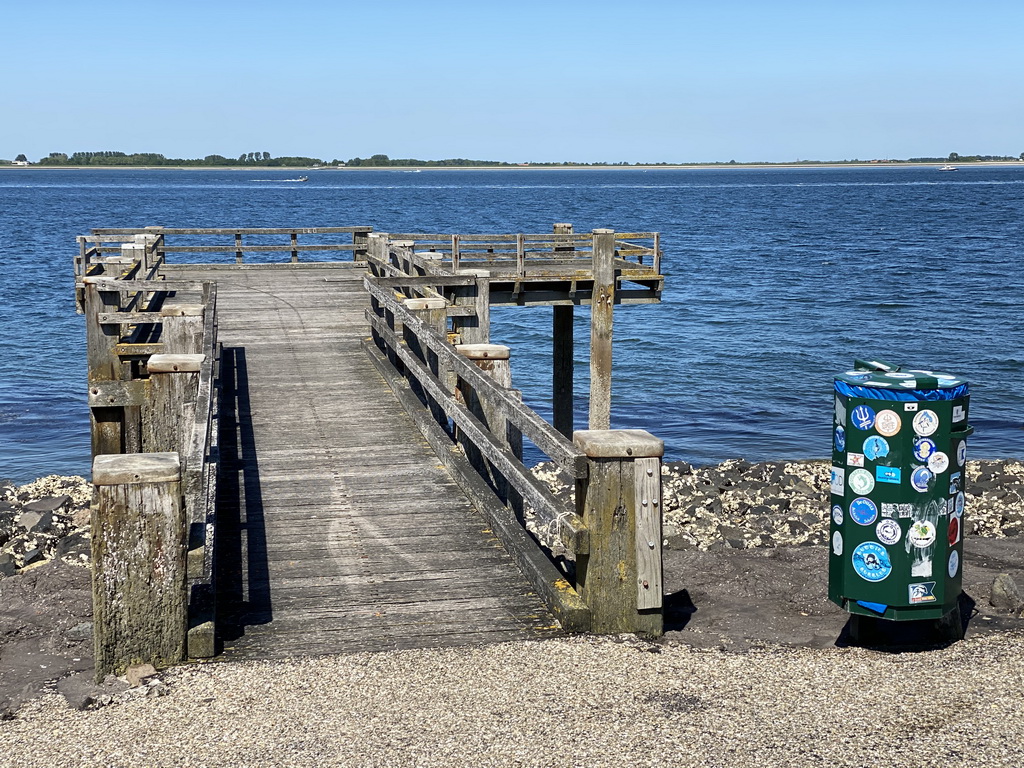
(552, 223, 575, 437)
(588, 229, 615, 430)
(574, 429, 664, 636)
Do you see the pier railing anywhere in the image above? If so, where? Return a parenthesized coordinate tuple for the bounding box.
(80, 226, 373, 268)
(363, 233, 664, 635)
(81, 234, 221, 677)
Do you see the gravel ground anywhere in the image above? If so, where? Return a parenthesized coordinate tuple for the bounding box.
(3, 632, 1023, 768)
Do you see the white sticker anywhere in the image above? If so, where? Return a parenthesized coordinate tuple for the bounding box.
(904, 402, 919, 412)
(956, 441, 967, 466)
(913, 409, 940, 437)
(948, 550, 960, 577)
(953, 405, 965, 423)
(832, 531, 843, 556)
(875, 410, 902, 437)
(876, 519, 902, 545)
(847, 452, 865, 468)
(928, 452, 950, 475)
(848, 468, 875, 495)
(830, 467, 845, 496)
(908, 520, 937, 549)
(832, 505, 844, 525)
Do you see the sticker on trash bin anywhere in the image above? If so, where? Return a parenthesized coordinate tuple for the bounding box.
(955, 491, 965, 516)
(832, 531, 843, 556)
(909, 582, 936, 604)
(852, 542, 892, 582)
(913, 438, 937, 462)
(850, 497, 878, 526)
(911, 466, 933, 492)
(834, 426, 846, 452)
(956, 441, 967, 467)
(876, 519, 902, 545)
(908, 520, 937, 548)
(928, 452, 950, 475)
(948, 550, 960, 578)
(953, 405, 966, 422)
(875, 410, 902, 436)
(847, 452, 865, 468)
(876, 466, 901, 484)
(904, 402, 919, 412)
(949, 472, 963, 495)
(863, 436, 890, 461)
(832, 505, 844, 525)
(848, 469, 875, 495)
(851, 405, 877, 431)
(830, 467, 845, 495)
(948, 516, 960, 546)
(913, 409, 940, 436)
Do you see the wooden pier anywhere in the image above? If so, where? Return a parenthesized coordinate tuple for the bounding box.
(76, 226, 666, 676)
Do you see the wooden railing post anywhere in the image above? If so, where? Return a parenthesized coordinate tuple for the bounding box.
(160, 304, 205, 354)
(403, 297, 449, 426)
(553, 221, 576, 439)
(589, 229, 615, 430)
(352, 229, 370, 261)
(92, 452, 186, 680)
(85, 280, 126, 456)
(573, 429, 663, 636)
(144, 354, 203, 459)
(452, 268, 490, 345)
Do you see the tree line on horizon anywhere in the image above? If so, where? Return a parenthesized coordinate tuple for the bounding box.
(2, 150, 1024, 167)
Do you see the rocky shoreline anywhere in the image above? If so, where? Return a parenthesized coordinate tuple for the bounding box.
(0, 476, 92, 577)
(529, 458, 1024, 551)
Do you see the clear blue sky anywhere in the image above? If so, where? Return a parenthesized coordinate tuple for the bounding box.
(3, 0, 1022, 163)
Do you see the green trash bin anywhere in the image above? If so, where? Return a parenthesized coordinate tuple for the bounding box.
(829, 359, 973, 621)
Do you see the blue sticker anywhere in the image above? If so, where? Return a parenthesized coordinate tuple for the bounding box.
(911, 466, 933, 492)
(863, 436, 890, 461)
(851, 405, 877, 431)
(849, 497, 879, 526)
(949, 472, 963, 494)
(876, 466, 902, 484)
(834, 426, 846, 452)
(913, 437, 937, 462)
(852, 542, 892, 582)
(909, 582, 937, 604)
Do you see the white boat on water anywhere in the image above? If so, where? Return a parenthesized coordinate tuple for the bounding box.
(938, 165, 958, 172)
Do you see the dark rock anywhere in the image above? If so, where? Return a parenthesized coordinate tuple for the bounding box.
(785, 519, 810, 536)
(56, 531, 91, 565)
(0, 511, 17, 547)
(67, 621, 94, 642)
(18, 510, 55, 534)
(718, 525, 748, 549)
(0, 552, 16, 577)
(990, 573, 1024, 611)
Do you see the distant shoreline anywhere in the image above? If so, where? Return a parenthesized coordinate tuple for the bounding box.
(2, 161, 1023, 172)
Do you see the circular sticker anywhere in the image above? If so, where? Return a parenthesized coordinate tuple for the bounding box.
(850, 497, 879, 526)
(913, 409, 940, 437)
(875, 410, 902, 437)
(908, 520, 937, 548)
(834, 426, 846, 452)
(851, 405, 877, 431)
(863, 436, 890, 461)
(832, 505, 844, 525)
(955, 491, 965, 516)
(928, 452, 950, 475)
(947, 517, 959, 546)
(912, 437, 937, 462)
(876, 519, 902, 545)
(852, 542, 892, 582)
(948, 550, 960, 578)
(832, 531, 843, 556)
(848, 468, 875, 495)
(910, 466, 933, 493)
(956, 441, 967, 467)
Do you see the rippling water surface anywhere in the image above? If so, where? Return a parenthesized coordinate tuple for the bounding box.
(1, 166, 1021, 483)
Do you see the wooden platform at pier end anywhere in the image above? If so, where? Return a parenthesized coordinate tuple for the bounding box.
(169, 263, 561, 658)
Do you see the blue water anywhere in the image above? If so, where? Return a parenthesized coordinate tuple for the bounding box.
(1, 166, 1022, 483)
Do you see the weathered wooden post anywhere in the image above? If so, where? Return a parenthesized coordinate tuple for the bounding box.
(84, 279, 126, 457)
(588, 229, 615, 430)
(160, 304, 205, 355)
(234, 231, 244, 264)
(553, 223, 575, 437)
(451, 269, 490, 345)
(455, 344, 523, 508)
(573, 429, 663, 636)
(404, 297, 449, 427)
(144, 354, 203, 458)
(92, 452, 187, 680)
(352, 229, 370, 261)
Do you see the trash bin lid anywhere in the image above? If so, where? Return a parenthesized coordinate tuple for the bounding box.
(835, 361, 968, 401)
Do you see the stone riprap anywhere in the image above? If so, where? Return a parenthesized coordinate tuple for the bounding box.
(530, 459, 1024, 552)
(0, 476, 91, 577)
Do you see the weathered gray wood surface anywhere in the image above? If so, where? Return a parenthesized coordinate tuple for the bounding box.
(167, 264, 560, 658)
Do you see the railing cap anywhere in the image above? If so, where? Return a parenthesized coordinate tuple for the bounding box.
(93, 453, 181, 485)
(160, 304, 205, 317)
(149, 354, 205, 373)
(573, 429, 664, 459)
(456, 344, 510, 361)
(404, 298, 447, 310)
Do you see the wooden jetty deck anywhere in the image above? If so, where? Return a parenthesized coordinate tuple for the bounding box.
(76, 226, 667, 676)
(175, 264, 560, 656)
